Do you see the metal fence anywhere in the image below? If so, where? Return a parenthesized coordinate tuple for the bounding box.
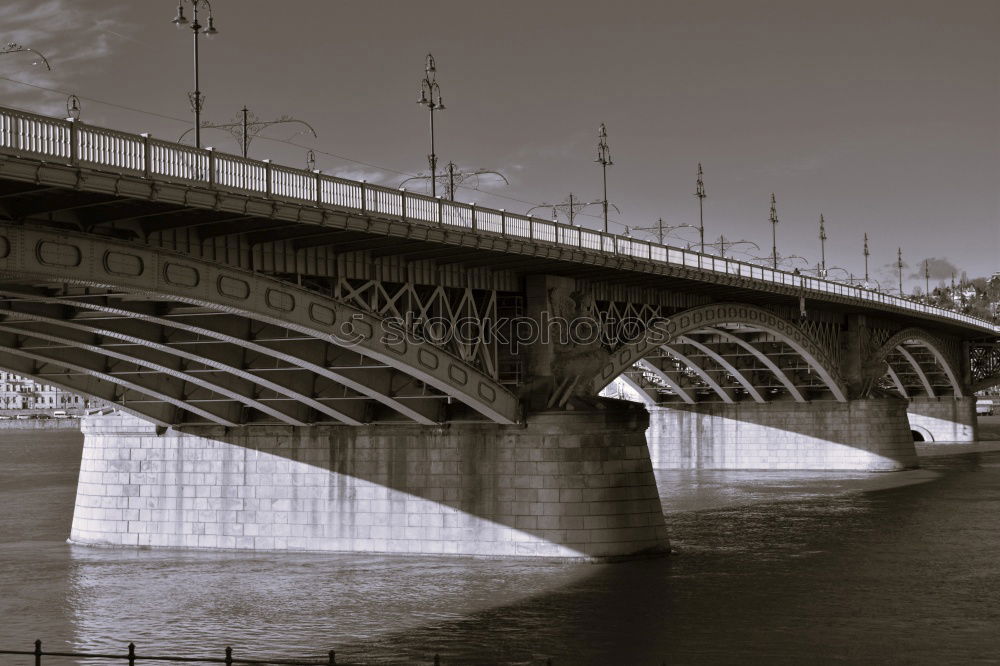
(0, 104, 995, 336)
(0, 640, 463, 665)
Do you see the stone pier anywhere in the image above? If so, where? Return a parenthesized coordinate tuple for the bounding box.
(646, 399, 917, 471)
(70, 402, 669, 560)
(906, 396, 979, 443)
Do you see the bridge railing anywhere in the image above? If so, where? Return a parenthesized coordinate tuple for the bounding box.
(0, 104, 996, 335)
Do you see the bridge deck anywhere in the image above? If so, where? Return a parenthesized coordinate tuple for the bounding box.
(0, 104, 996, 340)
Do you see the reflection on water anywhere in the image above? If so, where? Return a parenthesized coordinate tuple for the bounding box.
(2, 430, 1000, 664)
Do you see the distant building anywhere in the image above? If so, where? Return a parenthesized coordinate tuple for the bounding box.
(0, 372, 90, 411)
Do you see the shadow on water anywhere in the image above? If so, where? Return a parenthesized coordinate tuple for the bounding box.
(2, 430, 1000, 664)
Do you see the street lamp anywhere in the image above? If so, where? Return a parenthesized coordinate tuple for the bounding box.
(896, 247, 904, 296)
(709, 235, 759, 259)
(526, 194, 616, 226)
(863, 232, 870, 284)
(595, 123, 613, 233)
(178, 106, 318, 158)
(924, 259, 930, 301)
(417, 53, 445, 198)
(632, 218, 697, 246)
(751, 252, 808, 271)
(172, 0, 219, 149)
(400, 162, 508, 200)
(694, 163, 706, 253)
(818, 214, 827, 278)
(769, 193, 779, 270)
(1, 42, 52, 70)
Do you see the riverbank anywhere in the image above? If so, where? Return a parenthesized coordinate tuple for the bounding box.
(0, 419, 80, 430)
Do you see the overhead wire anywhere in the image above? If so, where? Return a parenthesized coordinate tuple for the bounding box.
(0, 74, 629, 231)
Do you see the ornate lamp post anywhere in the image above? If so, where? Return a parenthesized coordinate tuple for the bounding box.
(179, 105, 318, 159)
(818, 214, 827, 278)
(417, 53, 445, 198)
(400, 163, 508, 200)
(595, 123, 613, 233)
(769, 193, 779, 270)
(527, 194, 615, 226)
(711, 235, 759, 259)
(897, 247, 904, 296)
(172, 1, 219, 149)
(695, 163, 707, 253)
(632, 218, 697, 246)
(1, 42, 52, 70)
(924, 260, 931, 301)
(863, 233, 870, 284)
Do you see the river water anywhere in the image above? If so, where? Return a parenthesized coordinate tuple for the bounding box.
(1, 428, 999, 665)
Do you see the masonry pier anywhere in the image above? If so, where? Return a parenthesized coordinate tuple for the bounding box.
(905, 396, 979, 443)
(70, 405, 669, 560)
(645, 399, 918, 471)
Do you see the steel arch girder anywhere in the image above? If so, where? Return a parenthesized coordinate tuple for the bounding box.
(697, 326, 805, 402)
(0, 309, 371, 424)
(676, 334, 765, 402)
(28, 299, 441, 424)
(0, 319, 321, 426)
(884, 363, 910, 399)
(0, 360, 176, 427)
(658, 344, 735, 403)
(634, 358, 696, 404)
(596, 302, 847, 402)
(616, 373, 658, 406)
(0, 223, 519, 424)
(0, 336, 237, 426)
(893, 345, 935, 398)
(864, 327, 964, 397)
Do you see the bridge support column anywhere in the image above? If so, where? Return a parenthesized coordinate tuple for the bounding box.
(646, 399, 917, 471)
(906, 397, 978, 443)
(70, 403, 668, 560)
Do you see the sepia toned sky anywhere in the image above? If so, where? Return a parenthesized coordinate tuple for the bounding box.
(1, 0, 997, 291)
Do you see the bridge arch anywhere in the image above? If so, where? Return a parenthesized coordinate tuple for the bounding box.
(864, 328, 963, 398)
(595, 303, 848, 403)
(0, 224, 518, 426)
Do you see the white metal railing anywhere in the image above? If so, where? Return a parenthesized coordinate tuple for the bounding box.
(0, 104, 996, 335)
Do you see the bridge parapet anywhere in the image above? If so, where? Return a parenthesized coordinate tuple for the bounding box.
(0, 103, 995, 337)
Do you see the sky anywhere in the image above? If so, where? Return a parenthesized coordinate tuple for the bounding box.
(1, 0, 997, 293)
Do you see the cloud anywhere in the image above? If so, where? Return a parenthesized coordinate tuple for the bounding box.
(329, 167, 396, 186)
(0, 0, 129, 115)
(908, 256, 958, 280)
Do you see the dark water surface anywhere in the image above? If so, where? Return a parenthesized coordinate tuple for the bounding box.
(1, 429, 999, 665)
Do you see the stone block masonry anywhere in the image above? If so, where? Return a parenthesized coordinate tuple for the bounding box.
(906, 396, 978, 443)
(70, 403, 669, 560)
(647, 399, 918, 471)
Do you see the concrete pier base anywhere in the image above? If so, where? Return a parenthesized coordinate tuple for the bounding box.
(646, 399, 917, 471)
(906, 397, 978, 443)
(70, 404, 669, 560)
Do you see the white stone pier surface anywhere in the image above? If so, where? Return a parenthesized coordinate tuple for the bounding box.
(70, 406, 669, 560)
(646, 399, 918, 471)
(905, 397, 978, 443)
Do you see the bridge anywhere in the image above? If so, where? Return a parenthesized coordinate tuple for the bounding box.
(1, 104, 998, 559)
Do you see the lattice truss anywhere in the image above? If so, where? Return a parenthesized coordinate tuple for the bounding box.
(594, 300, 671, 351)
(0, 285, 468, 427)
(970, 342, 1000, 391)
(798, 318, 843, 369)
(874, 340, 961, 398)
(618, 323, 839, 404)
(301, 277, 500, 380)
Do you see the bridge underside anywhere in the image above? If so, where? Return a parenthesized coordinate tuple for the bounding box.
(0, 284, 471, 427)
(0, 223, 520, 427)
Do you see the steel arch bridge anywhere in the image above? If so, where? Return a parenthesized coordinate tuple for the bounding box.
(0, 103, 997, 427)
